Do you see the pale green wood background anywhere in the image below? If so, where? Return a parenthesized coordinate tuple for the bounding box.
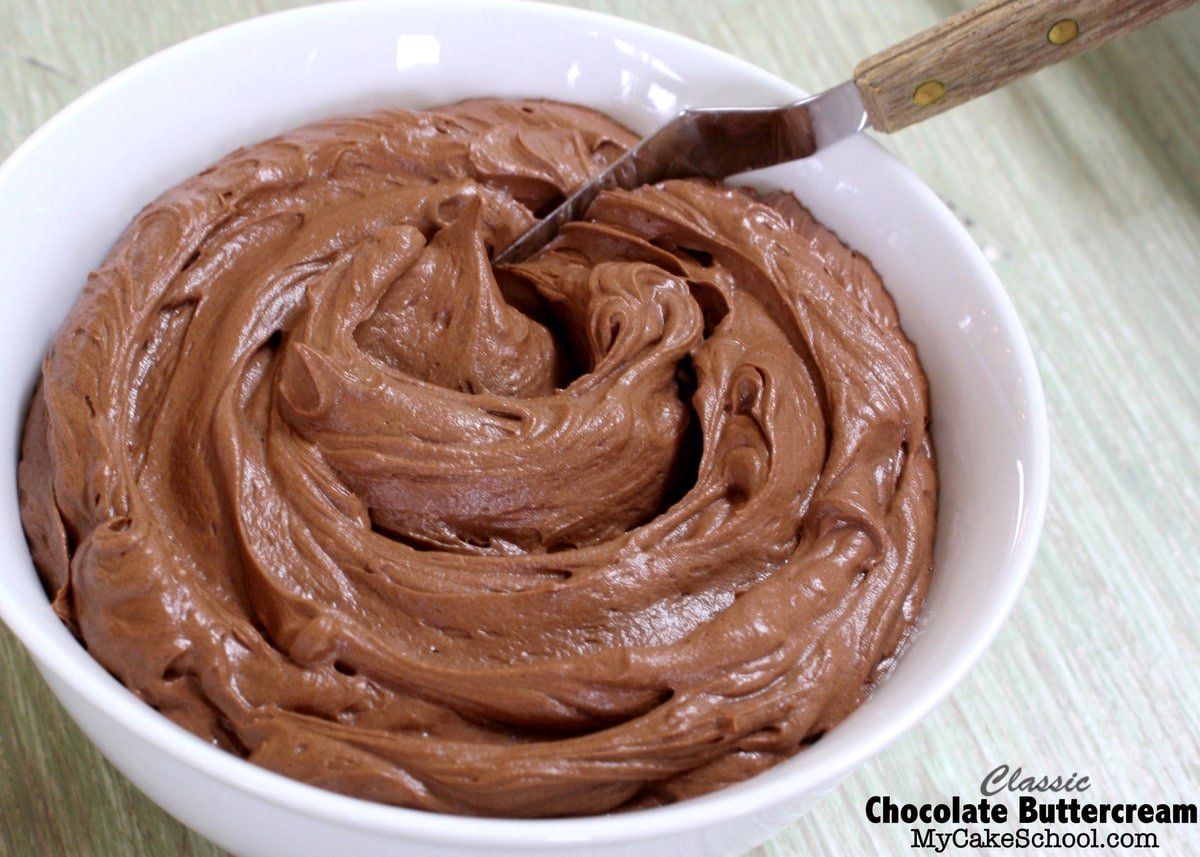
(2, 1, 1198, 855)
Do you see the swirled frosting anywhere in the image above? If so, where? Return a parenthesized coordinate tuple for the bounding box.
(18, 99, 936, 817)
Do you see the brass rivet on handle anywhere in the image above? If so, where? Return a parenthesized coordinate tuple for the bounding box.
(913, 80, 946, 107)
(1047, 19, 1080, 45)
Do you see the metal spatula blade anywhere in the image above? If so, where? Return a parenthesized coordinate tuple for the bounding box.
(494, 81, 867, 265)
(494, 0, 1193, 266)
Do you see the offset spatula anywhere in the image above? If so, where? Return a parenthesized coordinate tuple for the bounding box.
(496, 0, 1194, 264)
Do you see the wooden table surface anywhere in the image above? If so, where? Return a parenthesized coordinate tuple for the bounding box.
(2, 1, 1198, 855)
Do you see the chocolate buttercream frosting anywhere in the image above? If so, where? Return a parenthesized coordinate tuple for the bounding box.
(18, 99, 936, 817)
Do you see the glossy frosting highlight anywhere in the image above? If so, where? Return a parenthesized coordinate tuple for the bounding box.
(18, 99, 936, 817)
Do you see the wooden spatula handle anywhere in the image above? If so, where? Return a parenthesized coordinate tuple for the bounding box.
(854, 0, 1195, 133)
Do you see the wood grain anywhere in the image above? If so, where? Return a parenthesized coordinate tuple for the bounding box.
(855, 0, 1198, 131)
(2, 1, 1199, 856)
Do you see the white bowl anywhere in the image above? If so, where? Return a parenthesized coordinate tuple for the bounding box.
(0, 2, 1049, 855)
